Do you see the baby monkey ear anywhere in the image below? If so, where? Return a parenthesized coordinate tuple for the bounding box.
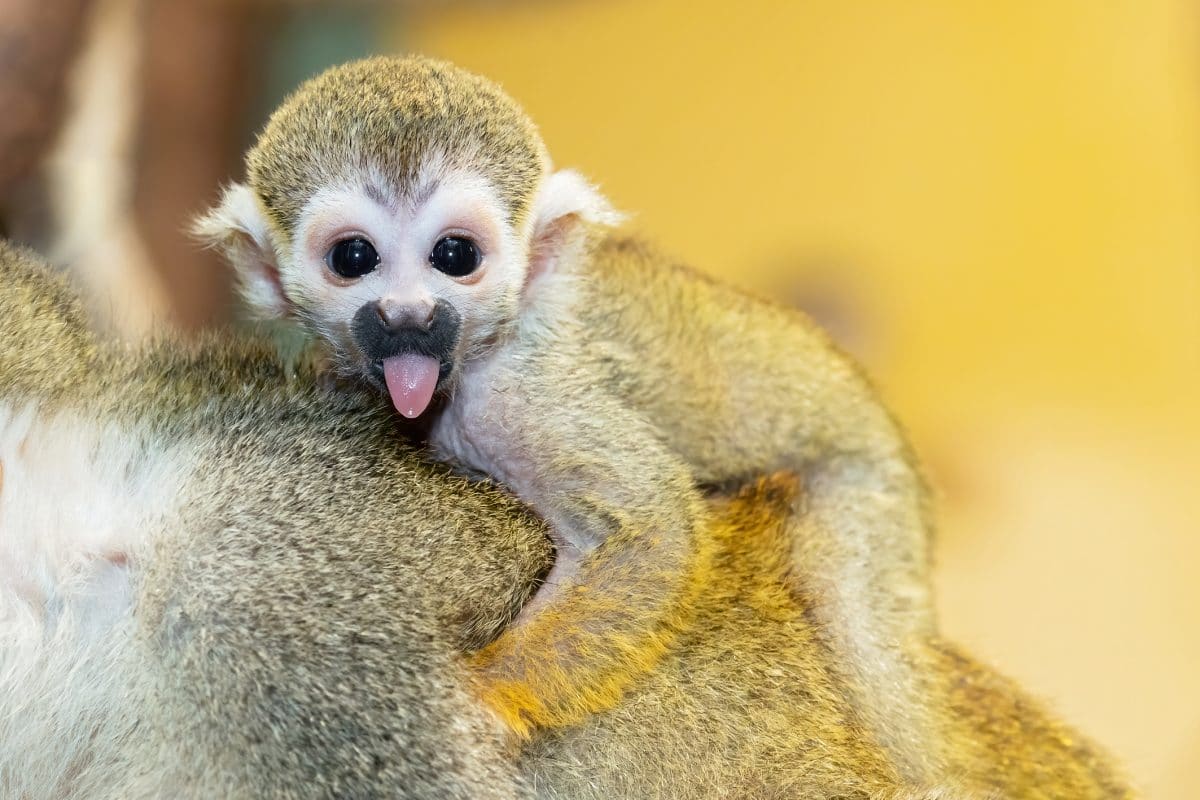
(528, 169, 624, 280)
(192, 183, 290, 318)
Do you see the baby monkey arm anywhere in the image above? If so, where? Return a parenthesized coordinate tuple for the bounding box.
(451, 378, 710, 736)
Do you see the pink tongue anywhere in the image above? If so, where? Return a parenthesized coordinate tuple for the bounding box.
(382, 354, 441, 419)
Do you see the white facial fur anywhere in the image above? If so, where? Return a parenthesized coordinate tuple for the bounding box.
(288, 160, 529, 379)
(197, 154, 621, 392)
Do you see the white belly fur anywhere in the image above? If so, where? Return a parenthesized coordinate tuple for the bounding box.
(0, 400, 190, 796)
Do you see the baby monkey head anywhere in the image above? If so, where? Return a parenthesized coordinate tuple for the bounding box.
(196, 55, 621, 417)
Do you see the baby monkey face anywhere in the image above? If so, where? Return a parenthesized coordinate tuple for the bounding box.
(288, 166, 530, 418)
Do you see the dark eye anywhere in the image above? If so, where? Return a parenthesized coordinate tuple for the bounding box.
(326, 237, 380, 279)
(429, 236, 481, 277)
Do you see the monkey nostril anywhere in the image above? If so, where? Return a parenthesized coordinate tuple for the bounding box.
(375, 301, 397, 331)
(376, 300, 435, 332)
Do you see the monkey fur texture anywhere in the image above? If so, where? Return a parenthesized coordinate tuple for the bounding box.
(0, 239, 1132, 797)
(198, 56, 938, 777)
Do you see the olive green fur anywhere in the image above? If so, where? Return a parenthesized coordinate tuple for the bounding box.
(247, 56, 548, 238)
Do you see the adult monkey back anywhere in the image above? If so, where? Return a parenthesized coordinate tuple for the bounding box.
(0, 242, 1132, 798)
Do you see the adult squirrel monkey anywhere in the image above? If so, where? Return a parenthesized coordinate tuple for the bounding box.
(0, 241, 1135, 797)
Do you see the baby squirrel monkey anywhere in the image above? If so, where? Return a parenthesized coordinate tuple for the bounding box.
(198, 56, 935, 767)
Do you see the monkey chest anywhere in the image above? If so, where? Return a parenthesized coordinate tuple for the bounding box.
(428, 362, 552, 500)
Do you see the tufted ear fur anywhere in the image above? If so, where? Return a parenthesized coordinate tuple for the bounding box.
(192, 183, 290, 318)
(527, 169, 624, 282)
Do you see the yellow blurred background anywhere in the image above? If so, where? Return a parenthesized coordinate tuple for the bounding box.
(399, 3, 1199, 795)
(3, 0, 1196, 795)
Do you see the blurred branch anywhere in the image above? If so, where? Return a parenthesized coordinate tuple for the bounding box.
(0, 0, 93, 197)
(130, 0, 266, 329)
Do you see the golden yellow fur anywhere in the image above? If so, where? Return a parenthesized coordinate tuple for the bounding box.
(470, 510, 719, 736)
(517, 474, 1133, 799)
